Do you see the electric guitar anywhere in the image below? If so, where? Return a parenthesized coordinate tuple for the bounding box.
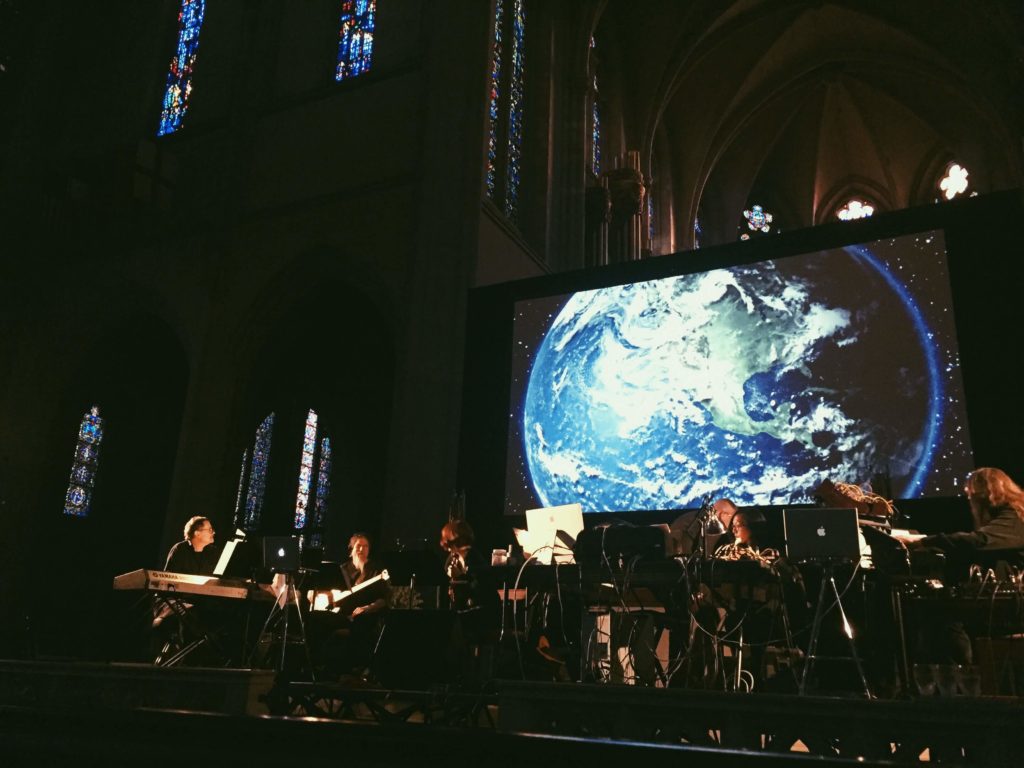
(309, 569, 390, 613)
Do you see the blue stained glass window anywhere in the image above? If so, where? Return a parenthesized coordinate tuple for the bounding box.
(157, 0, 206, 137)
(232, 448, 249, 531)
(590, 37, 601, 178)
(485, 0, 504, 199)
(294, 409, 318, 530)
(63, 406, 104, 517)
(504, 0, 525, 220)
(243, 413, 274, 532)
(743, 204, 773, 233)
(309, 437, 333, 550)
(486, 0, 526, 220)
(335, 0, 376, 82)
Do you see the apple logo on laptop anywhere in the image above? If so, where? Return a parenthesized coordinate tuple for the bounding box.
(816, 526, 826, 537)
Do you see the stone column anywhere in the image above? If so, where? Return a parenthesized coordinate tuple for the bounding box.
(605, 150, 646, 262)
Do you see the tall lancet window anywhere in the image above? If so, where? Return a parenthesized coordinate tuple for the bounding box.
(307, 437, 333, 549)
(237, 413, 274, 533)
(485, 0, 526, 221)
(231, 447, 250, 532)
(157, 0, 206, 137)
(294, 409, 318, 530)
(589, 38, 601, 177)
(63, 406, 105, 517)
(335, 0, 376, 81)
(646, 191, 655, 248)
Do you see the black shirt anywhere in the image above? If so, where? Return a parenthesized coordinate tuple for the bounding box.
(917, 504, 1024, 574)
(164, 540, 220, 575)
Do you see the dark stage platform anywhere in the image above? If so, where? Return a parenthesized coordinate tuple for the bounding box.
(1, 659, 1022, 766)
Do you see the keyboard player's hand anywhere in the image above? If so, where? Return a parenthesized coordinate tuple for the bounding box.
(890, 529, 926, 545)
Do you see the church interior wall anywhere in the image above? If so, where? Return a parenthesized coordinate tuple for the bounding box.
(0, 0, 1021, 665)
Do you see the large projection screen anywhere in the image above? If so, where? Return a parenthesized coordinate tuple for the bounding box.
(503, 231, 974, 515)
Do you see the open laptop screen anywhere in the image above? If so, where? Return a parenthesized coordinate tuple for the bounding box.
(262, 536, 301, 573)
(524, 503, 585, 565)
(783, 507, 861, 563)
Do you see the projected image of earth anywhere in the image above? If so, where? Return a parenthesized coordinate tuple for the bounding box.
(514, 237, 971, 512)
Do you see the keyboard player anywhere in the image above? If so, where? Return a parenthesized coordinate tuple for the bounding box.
(892, 467, 1024, 579)
(164, 516, 219, 576)
(152, 516, 221, 660)
(891, 467, 1024, 666)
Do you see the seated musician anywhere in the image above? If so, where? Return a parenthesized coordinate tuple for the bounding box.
(312, 533, 389, 679)
(440, 519, 501, 679)
(715, 510, 779, 566)
(894, 467, 1024, 665)
(440, 519, 487, 611)
(331, 536, 387, 618)
(164, 516, 219, 575)
(154, 515, 218, 629)
(895, 467, 1024, 578)
(151, 516, 221, 660)
(685, 505, 789, 690)
(670, 498, 739, 556)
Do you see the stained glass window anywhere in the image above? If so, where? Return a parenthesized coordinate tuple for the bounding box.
(232, 448, 249, 531)
(335, 0, 376, 82)
(242, 413, 274, 532)
(504, 0, 525, 219)
(157, 0, 206, 137)
(485, 0, 504, 199)
(590, 37, 601, 177)
(294, 409, 318, 530)
(743, 204, 773, 233)
(485, 0, 526, 221)
(63, 406, 104, 517)
(307, 437, 333, 550)
(592, 79, 602, 177)
(939, 163, 969, 200)
(837, 199, 874, 221)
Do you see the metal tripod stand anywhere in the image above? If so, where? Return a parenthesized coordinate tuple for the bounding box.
(251, 570, 315, 679)
(799, 559, 871, 698)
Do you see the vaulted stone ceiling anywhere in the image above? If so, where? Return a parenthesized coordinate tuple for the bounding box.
(594, 0, 1024, 250)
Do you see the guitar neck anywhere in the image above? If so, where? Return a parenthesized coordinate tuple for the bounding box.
(345, 571, 386, 597)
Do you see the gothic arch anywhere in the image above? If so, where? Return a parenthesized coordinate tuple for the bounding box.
(227, 250, 397, 554)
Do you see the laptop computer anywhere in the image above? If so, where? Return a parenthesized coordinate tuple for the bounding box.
(783, 507, 861, 563)
(525, 503, 585, 565)
(261, 536, 301, 573)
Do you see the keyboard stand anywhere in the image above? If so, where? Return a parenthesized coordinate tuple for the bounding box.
(152, 595, 228, 667)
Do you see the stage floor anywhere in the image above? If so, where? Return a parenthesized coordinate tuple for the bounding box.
(0, 659, 1021, 765)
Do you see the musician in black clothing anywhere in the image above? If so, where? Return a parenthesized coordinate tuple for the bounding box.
(897, 466, 1024, 576)
(313, 533, 389, 678)
(670, 498, 739, 556)
(333, 533, 388, 617)
(152, 516, 222, 662)
(894, 467, 1024, 666)
(164, 516, 219, 575)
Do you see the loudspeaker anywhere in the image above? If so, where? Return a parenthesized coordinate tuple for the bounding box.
(371, 610, 459, 690)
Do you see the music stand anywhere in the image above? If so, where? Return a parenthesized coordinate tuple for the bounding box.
(250, 536, 315, 679)
(379, 549, 445, 609)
